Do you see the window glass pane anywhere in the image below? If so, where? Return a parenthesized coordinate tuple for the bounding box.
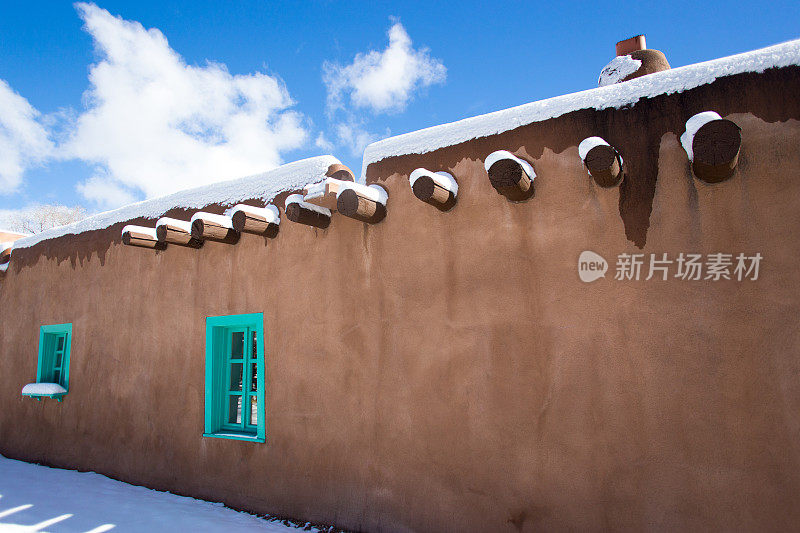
(250, 363, 257, 391)
(227, 395, 242, 425)
(251, 331, 257, 360)
(249, 396, 258, 426)
(55, 352, 62, 368)
(229, 363, 243, 391)
(231, 332, 244, 359)
(53, 370, 61, 385)
(57, 336, 65, 351)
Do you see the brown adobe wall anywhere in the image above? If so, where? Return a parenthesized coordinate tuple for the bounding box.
(1, 67, 800, 532)
(366, 66, 800, 249)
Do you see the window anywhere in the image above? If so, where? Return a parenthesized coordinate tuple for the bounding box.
(204, 313, 265, 442)
(22, 323, 72, 401)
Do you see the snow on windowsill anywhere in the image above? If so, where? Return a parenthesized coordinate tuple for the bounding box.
(361, 38, 800, 178)
(22, 382, 67, 396)
(202, 432, 264, 443)
(11, 155, 340, 251)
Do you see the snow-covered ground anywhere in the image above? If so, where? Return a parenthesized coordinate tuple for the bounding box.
(0, 454, 311, 532)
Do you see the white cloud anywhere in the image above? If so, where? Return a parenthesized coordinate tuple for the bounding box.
(65, 2, 309, 202)
(334, 120, 381, 157)
(0, 80, 53, 193)
(323, 22, 446, 115)
(76, 174, 137, 210)
(314, 132, 334, 152)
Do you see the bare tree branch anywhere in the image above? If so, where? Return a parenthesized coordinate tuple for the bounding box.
(5, 205, 87, 234)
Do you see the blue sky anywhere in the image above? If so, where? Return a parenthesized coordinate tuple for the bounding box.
(1, 0, 798, 217)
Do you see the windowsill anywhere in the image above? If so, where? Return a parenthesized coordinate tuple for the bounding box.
(22, 392, 67, 402)
(202, 432, 264, 443)
(21, 382, 68, 402)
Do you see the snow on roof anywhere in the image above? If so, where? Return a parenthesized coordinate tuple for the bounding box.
(598, 55, 643, 87)
(361, 38, 800, 179)
(12, 156, 340, 251)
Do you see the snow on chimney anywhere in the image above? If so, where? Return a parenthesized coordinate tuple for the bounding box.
(616, 35, 646, 56)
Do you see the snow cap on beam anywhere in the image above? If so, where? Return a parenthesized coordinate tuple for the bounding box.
(190, 212, 239, 244)
(285, 194, 331, 229)
(484, 150, 536, 201)
(409, 168, 458, 210)
(578, 137, 623, 187)
(336, 183, 388, 223)
(680, 111, 722, 161)
(230, 204, 280, 236)
(122, 225, 164, 249)
(156, 217, 202, 248)
(484, 151, 535, 178)
(681, 111, 741, 183)
(303, 178, 349, 211)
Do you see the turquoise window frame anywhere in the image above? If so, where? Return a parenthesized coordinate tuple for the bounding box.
(203, 313, 265, 443)
(24, 323, 72, 401)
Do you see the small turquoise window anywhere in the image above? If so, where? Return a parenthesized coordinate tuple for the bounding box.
(204, 313, 265, 442)
(22, 323, 72, 401)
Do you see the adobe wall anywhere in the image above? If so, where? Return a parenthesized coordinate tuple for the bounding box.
(1, 67, 800, 532)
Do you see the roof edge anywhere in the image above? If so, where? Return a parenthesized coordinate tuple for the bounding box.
(360, 37, 800, 179)
(12, 155, 341, 251)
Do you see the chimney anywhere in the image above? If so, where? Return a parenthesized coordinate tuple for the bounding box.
(597, 34, 670, 86)
(616, 35, 646, 56)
